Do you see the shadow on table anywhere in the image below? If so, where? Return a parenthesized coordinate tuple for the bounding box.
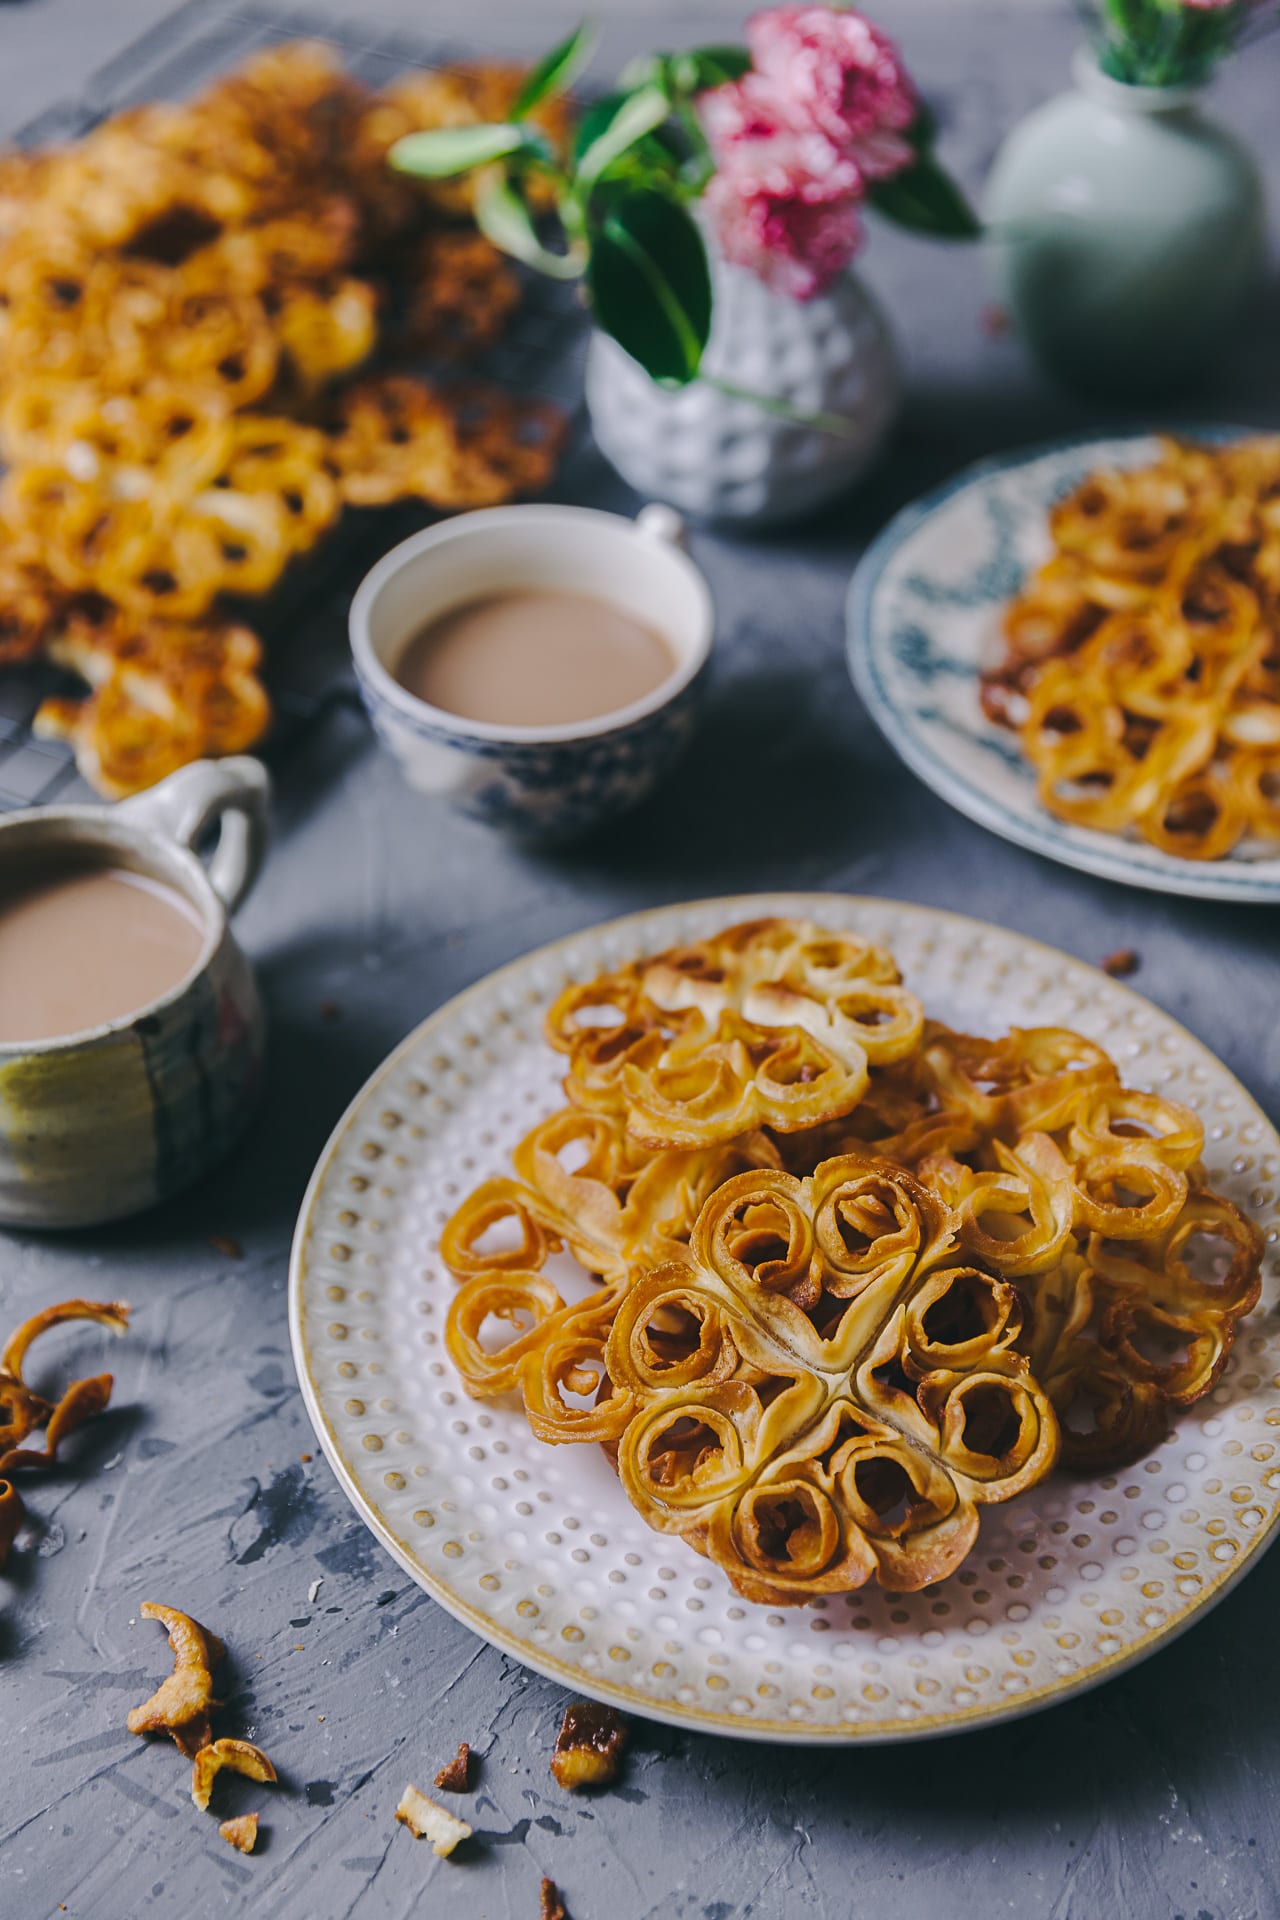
(548, 660, 930, 898)
(197, 996, 394, 1243)
(45, 988, 393, 1270)
(642, 1531, 1280, 1848)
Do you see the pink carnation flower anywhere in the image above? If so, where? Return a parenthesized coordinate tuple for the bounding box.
(701, 70, 864, 297)
(747, 5, 917, 180)
(700, 6, 920, 299)
(705, 167, 864, 299)
(701, 72, 861, 202)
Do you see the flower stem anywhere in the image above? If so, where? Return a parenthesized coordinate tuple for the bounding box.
(1094, 0, 1245, 85)
(702, 374, 857, 437)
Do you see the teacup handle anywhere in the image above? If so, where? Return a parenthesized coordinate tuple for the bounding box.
(635, 503, 688, 549)
(117, 757, 271, 915)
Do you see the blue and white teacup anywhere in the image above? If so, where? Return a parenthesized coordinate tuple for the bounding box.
(349, 502, 714, 839)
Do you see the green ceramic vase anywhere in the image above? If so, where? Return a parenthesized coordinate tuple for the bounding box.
(984, 49, 1266, 399)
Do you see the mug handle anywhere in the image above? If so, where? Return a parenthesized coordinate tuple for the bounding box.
(635, 503, 688, 550)
(116, 757, 271, 915)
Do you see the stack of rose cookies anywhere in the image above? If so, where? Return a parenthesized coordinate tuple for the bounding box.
(0, 40, 566, 795)
(440, 917, 1261, 1605)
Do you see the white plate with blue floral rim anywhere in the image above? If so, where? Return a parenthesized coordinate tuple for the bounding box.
(289, 892, 1280, 1744)
(847, 429, 1280, 904)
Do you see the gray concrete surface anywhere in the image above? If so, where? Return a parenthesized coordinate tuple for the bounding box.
(2, 3, 1280, 1917)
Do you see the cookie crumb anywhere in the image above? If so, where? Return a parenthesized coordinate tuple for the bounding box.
(1101, 948, 1139, 978)
(219, 1813, 259, 1854)
(550, 1701, 629, 1790)
(396, 1783, 471, 1856)
(435, 1742, 471, 1792)
(192, 1738, 276, 1813)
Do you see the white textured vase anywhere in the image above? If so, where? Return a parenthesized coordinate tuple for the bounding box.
(585, 255, 899, 528)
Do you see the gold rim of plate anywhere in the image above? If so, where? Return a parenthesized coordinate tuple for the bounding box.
(288, 893, 1280, 1744)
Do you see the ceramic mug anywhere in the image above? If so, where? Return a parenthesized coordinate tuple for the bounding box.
(0, 756, 270, 1230)
(349, 502, 714, 839)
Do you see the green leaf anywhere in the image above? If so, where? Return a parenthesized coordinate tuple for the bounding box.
(583, 137, 683, 199)
(573, 90, 629, 161)
(511, 20, 596, 118)
(576, 84, 673, 186)
(390, 122, 529, 179)
(576, 95, 683, 183)
(669, 44, 752, 93)
(905, 98, 936, 155)
(870, 154, 981, 239)
(617, 53, 665, 92)
(586, 187, 711, 384)
(474, 174, 583, 279)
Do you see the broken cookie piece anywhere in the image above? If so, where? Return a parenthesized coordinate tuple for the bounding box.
(549, 1701, 629, 1791)
(0, 1478, 23, 1569)
(127, 1602, 226, 1757)
(0, 1298, 130, 1482)
(541, 1876, 569, 1920)
(395, 1783, 472, 1857)
(125, 1603, 276, 1834)
(191, 1737, 277, 1811)
(434, 1742, 471, 1793)
(219, 1813, 259, 1855)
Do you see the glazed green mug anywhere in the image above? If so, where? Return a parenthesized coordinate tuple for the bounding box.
(0, 757, 270, 1230)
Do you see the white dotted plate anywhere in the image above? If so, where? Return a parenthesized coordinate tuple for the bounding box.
(288, 894, 1280, 1743)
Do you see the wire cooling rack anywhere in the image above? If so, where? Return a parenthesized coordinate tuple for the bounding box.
(0, 0, 591, 811)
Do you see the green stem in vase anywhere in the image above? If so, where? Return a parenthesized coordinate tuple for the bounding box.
(1092, 0, 1247, 87)
(1096, 0, 1144, 80)
(701, 375, 856, 437)
(1178, 4, 1243, 82)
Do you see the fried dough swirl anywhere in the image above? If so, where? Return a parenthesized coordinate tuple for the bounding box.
(982, 435, 1280, 861)
(439, 918, 1264, 1602)
(443, 1104, 784, 1446)
(0, 40, 565, 794)
(609, 1154, 1059, 1601)
(547, 918, 924, 1149)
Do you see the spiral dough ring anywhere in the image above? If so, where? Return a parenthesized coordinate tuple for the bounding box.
(981, 435, 1280, 861)
(546, 918, 923, 1150)
(441, 1105, 784, 1436)
(609, 1152, 1060, 1604)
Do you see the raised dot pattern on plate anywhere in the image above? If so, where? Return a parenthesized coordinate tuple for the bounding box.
(289, 893, 1280, 1743)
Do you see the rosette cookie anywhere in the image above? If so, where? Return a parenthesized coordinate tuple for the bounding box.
(546, 918, 925, 1149)
(607, 1154, 1059, 1603)
(1019, 1183, 1261, 1468)
(916, 1075, 1262, 1467)
(981, 435, 1280, 861)
(442, 1106, 784, 1445)
(770, 1022, 1117, 1178)
(915, 1023, 1120, 1141)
